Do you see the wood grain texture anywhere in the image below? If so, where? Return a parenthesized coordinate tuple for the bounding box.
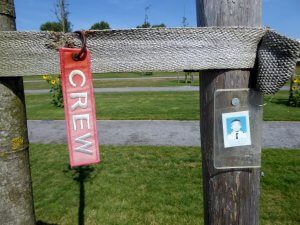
(196, 0, 262, 224)
(0, 0, 35, 224)
(196, 0, 262, 27)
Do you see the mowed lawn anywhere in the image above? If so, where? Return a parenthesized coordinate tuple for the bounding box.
(24, 78, 199, 90)
(25, 91, 300, 121)
(30, 144, 300, 225)
(23, 72, 199, 90)
(23, 72, 190, 81)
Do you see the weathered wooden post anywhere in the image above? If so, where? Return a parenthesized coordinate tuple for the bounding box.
(0, 0, 36, 224)
(196, 0, 262, 225)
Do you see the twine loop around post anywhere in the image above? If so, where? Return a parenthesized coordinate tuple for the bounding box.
(72, 30, 88, 61)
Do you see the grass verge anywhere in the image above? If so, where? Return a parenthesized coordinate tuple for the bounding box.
(30, 144, 300, 225)
(25, 92, 200, 120)
(24, 78, 199, 90)
(25, 91, 300, 121)
(23, 72, 196, 81)
(264, 91, 300, 121)
(24, 68, 298, 90)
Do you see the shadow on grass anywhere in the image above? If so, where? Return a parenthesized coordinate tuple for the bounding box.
(265, 96, 290, 106)
(63, 165, 96, 225)
(36, 221, 58, 225)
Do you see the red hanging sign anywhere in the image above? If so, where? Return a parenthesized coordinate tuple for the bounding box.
(59, 48, 100, 167)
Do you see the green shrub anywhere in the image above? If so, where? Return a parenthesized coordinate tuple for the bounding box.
(43, 75, 64, 108)
(289, 76, 300, 107)
(144, 72, 153, 76)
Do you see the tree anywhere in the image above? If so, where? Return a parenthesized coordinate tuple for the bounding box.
(136, 22, 151, 28)
(137, 5, 151, 28)
(0, 0, 35, 224)
(40, 0, 72, 32)
(90, 21, 111, 30)
(152, 23, 166, 28)
(40, 21, 63, 32)
(136, 23, 166, 28)
(136, 5, 166, 28)
(40, 0, 72, 108)
(54, 0, 72, 32)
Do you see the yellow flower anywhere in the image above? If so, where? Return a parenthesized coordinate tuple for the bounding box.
(293, 78, 298, 83)
(44, 75, 51, 81)
(51, 80, 56, 85)
(292, 86, 298, 91)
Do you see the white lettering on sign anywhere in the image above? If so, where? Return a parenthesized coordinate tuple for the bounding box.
(72, 114, 90, 131)
(60, 48, 100, 167)
(70, 92, 88, 111)
(75, 133, 93, 155)
(69, 70, 86, 87)
(69, 70, 91, 151)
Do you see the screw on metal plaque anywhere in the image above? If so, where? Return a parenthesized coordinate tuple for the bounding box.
(231, 98, 240, 106)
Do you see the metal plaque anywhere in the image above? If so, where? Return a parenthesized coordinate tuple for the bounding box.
(214, 89, 262, 169)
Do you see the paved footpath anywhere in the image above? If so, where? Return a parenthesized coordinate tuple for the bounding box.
(27, 120, 300, 149)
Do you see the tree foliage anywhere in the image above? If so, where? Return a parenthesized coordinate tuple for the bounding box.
(152, 23, 166, 28)
(40, 21, 63, 32)
(40, 21, 71, 32)
(137, 22, 166, 28)
(136, 22, 151, 28)
(55, 0, 72, 32)
(90, 21, 111, 30)
(40, 0, 72, 32)
(136, 5, 166, 29)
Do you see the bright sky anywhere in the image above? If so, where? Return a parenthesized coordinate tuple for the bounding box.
(15, 0, 300, 39)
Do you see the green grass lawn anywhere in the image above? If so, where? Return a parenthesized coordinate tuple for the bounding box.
(23, 67, 299, 90)
(30, 144, 300, 225)
(23, 72, 194, 81)
(25, 91, 300, 121)
(295, 65, 300, 75)
(22, 67, 300, 81)
(24, 77, 199, 90)
(25, 92, 200, 120)
(264, 91, 300, 121)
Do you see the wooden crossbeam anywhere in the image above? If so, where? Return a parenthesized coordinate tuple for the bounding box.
(0, 28, 267, 77)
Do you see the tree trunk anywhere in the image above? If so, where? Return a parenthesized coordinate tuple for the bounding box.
(0, 0, 36, 224)
(0, 0, 16, 30)
(196, 0, 262, 225)
(59, 0, 66, 32)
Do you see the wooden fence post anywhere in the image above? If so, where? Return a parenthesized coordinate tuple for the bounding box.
(196, 1, 262, 225)
(0, 0, 36, 224)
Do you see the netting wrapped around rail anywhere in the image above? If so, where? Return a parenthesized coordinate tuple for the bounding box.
(257, 31, 300, 94)
(0, 27, 299, 94)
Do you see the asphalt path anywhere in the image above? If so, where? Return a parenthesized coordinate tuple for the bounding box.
(27, 120, 300, 149)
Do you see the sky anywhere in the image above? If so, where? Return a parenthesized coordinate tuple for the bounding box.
(14, 0, 300, 39)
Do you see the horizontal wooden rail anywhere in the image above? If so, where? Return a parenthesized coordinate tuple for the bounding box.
(0, 27, 299, 94)
(0, 27, 267, 77)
